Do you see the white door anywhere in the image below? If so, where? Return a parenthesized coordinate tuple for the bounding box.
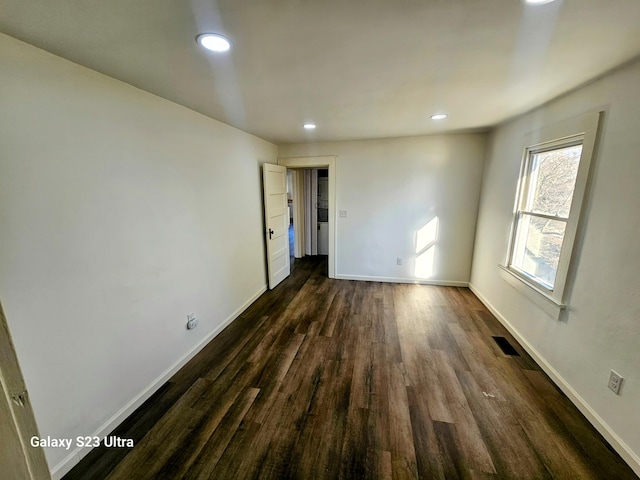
(0, 303, 51, 479)
(263, 164, 291, 289)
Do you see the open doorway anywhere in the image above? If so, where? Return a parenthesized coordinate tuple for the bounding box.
(286, 169, 329, 272)
(279, 156, 336, 279)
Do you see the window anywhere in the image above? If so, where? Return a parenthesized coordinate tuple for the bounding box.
(502, 111, 601, 315)
(509, 138, 583, 290)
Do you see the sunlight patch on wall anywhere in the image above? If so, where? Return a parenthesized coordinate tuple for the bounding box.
(415, 217, 439, 278)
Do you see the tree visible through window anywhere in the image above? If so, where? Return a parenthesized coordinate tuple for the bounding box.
(509, 141, 583, 290)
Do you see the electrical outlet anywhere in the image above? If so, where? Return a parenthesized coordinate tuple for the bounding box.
(608, 370, 623, 395)
(339, 210, 348, 218)
(396, 257, 402, 266)
(186, 313, 199, 330)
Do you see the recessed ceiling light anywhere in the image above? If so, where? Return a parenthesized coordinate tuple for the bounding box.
(524, 0, 556, 4)
(196, 33, 231, 52)
(303, 123, 317, 130)
(430, 114, 448, 120)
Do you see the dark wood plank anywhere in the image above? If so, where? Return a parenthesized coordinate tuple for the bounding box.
(60, 256, 638, 480)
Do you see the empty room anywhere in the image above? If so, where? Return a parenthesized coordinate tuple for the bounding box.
(1, 0, 639, 479)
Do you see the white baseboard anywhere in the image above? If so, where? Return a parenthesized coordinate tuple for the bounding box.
(50, 284, 267, 480)
(335, 273, 468, 287)
(468, 283, 640, 477)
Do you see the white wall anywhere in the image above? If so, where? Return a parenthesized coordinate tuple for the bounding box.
(279, 134, 486, 285)
(0, 33, 276, 476)
(470, 59, 640, 473)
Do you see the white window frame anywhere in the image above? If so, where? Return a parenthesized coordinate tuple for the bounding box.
(500, 111, 602, 318)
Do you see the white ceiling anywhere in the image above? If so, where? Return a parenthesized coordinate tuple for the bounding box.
(1, 0, 640, 144)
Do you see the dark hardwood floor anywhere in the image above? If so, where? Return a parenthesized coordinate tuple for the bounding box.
(64, 256, 637, 479)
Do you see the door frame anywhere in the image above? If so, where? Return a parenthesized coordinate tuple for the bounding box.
(0, 301, 51, 479)
(278, 156, 336, 279)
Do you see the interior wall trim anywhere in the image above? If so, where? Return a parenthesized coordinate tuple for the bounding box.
(335, 274, 468, 287)
(468, 283, 640, 478)
(50, 284, 268, 480)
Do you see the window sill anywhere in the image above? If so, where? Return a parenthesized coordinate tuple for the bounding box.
(498, 265, 565, 320)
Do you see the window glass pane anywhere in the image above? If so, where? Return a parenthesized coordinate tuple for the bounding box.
(512, 214, 567, 289)
(525, 144, 582, 218)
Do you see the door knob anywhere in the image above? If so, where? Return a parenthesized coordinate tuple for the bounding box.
(269, 228, 274, 239)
